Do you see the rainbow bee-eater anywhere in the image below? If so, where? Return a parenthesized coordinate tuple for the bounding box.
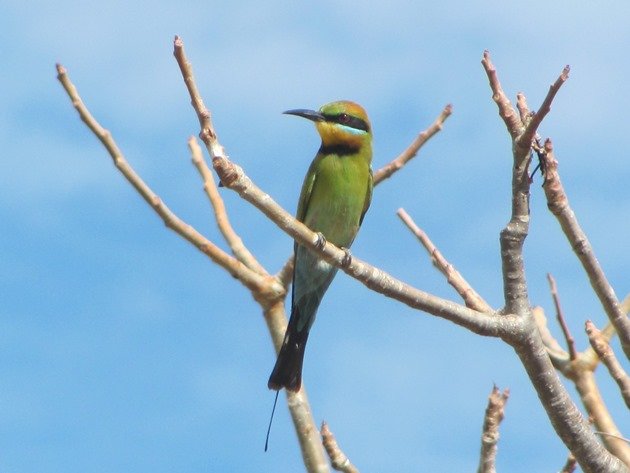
(268, 100, 373, 392)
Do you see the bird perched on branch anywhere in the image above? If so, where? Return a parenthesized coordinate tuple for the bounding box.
(268, 100, 373, 392)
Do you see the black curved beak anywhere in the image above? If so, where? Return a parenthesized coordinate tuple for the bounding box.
(283, 109, 325, 122)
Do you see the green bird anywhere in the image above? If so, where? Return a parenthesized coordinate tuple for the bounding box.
(268, 100, 373, 392)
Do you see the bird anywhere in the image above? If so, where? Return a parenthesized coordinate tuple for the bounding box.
(268, 100, 373, 392)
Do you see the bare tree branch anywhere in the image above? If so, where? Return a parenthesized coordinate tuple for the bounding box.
(537, 293, 630, 465)
(586, 320, 630, 409)
(512, 325, 628, 472)
(482, 53, 532, 316)
(55, 64, 277, 302)
(397, 208, 493, 313)
(547, 273, 578, 360)
(532, 302, 630, 467)
(477, 385, 509, 473)
(536, 303, 630, 466)
(516, 65, 570, 149)
(173, 37, 226, 161)
(595, 432, 630, 444)
(481, 51, 523, 139)
(481, 52, 627, 473)
(541, 138, 630, 360)
(274, 255, 294, 291)
(321, 422, 360, 473)
(373, 104, 452, 185)
(262, 302, 330, 471)
(188, 136, 267, 274)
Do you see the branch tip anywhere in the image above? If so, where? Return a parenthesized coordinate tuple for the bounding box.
(321, 421, 359, 473)
(547, 273, 578, 360)
(373, 104, 452, 185)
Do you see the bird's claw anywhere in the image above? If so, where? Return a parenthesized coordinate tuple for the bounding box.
(341, 247, 352, 267)
(314, 232, 327, 250)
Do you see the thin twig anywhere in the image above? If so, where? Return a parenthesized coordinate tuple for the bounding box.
(321, 422, 360, 473)
(188, 136, 267, 274)
(586, 320, 630, 408)
(477, 385, 509, 473)
(481, 51, 522, 138)
(531, 306, 571, 368)
(594, 431, 630, 444)
(560, 452, 577, 473)
(516, 65, 570, 150)
(173, 37, 225, 160)
(274, 256, 294, 291)
(541, 138, 630, 360)
(373, 104, 452, 185)
(547, 273, 578, 360)
(396, 208, 493, 313)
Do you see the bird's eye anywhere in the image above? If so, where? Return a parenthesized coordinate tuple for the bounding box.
(338, 113, 351, 124)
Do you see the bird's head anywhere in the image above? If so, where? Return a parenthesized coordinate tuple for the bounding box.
(284, 100, 371, 151)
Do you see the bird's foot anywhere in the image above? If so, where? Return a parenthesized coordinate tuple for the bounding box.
(340, 247, 352, 267)
(314, 232, 327, 250)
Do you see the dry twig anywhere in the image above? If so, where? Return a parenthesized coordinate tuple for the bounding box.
(477, 386, 510, 473)
(481, 51, 522, 138)
(396, 208, 493, 313)
(541, 138, 630, 360)
(373, 104, 452, 184)
(560, 453, 577, 473)
(547, 273, 578, 360)
(586, 320, 630, 409)
(516, 65, 570, 149)
(321, 422, 360, 473)
(188, 136, 267, 274)
(481, 51, 627, 473)
(55, 64, 275, 300)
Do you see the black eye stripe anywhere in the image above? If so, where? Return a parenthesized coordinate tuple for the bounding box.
(323, 113, 370, 132)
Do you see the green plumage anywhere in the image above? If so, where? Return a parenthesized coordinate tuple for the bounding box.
(268, 101, 373, 392)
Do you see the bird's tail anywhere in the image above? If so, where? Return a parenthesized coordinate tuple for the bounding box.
(268, 310, 310, 392)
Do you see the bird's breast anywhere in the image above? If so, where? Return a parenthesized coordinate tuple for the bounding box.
(303, 153, 371, 248)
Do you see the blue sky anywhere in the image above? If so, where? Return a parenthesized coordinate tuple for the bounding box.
(2, 1, 629, 471)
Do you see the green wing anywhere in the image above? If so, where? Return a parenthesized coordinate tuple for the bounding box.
(359, 168, 373, 226)
(295, 159, 319, 223)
